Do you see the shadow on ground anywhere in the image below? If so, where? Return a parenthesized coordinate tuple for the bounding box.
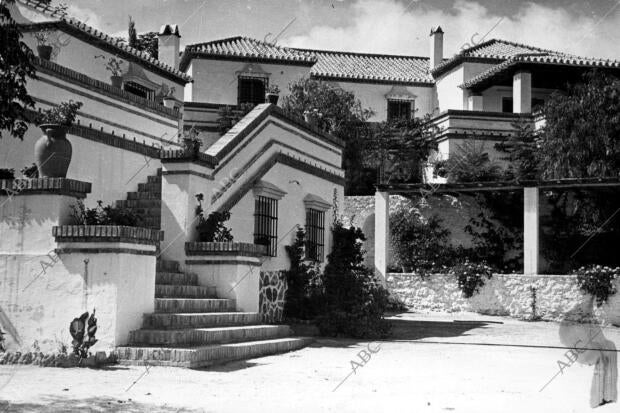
(0, 396, 205, 412)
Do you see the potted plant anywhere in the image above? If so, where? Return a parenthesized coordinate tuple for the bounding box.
(34, 30, 53, 60)
(265, 84, 280, 105)
(35, 100, 83, 178)
(95, 55, 124, 88)
(181, 127, 202, 158)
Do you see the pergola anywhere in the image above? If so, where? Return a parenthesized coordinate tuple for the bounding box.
(374, 177, 620, 282)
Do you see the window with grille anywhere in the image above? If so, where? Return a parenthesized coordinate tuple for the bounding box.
(387, 100, 412, 121)
(123, 81, 155, 100)
(254, 196, 278, 256)
(238, 77, 267, 105)
(502, 97, 513, 113)
(305, 208, 325, 262)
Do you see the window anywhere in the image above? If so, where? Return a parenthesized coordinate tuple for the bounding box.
(305, 209, 325, 262)
(238, 77, 266, 105)
(254, 196, 278, 256)
(387, 100, 412, 121)
(123, 81, 155, 100)
(501, 97, 513, 113)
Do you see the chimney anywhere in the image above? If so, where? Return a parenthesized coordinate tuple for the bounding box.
(158, 24, 180, 69)
(429, 26, 444, 69)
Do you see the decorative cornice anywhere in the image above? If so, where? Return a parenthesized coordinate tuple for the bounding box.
(52, 225, 163, 245)
(34, 57, 180, 120)
(253, 180, 286, 200)
(0, 178, 91, 198)
(185, 242, 267, 257)
(303, 194, 332, 211)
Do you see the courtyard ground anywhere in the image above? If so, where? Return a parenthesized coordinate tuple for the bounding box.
(1, 311, 619, 413)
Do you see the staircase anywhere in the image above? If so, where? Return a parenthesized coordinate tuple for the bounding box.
(115, 170, 312, 368)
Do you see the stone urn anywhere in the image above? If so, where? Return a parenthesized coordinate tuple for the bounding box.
(34, 124, 72, 178)
(37, 45, 53, 61)
(110, 75, 122, 89)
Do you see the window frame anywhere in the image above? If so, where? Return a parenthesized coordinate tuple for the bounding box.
(305, 208, 325, 262)
(387, 99, 413, 121)
(253, 196, 279, 257)
(238, 76, 267, 106)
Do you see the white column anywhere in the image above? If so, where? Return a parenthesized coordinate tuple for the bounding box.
(513, 71, 532, 113)
(523, 187, 539, 275)
(468, 94, 484, 111)
(374, 191, 389, 285)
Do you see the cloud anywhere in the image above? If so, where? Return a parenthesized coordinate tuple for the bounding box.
(283, 0, 620, 60)
(65, 4, 104, 32)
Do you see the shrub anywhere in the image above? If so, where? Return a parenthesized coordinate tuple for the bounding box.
(451, 261, 494, 298)
(283, 227, 322, 320)
(194, 193, 233, 242)
(575, 265, 620, 306)
(20, 163, 38, 178)
(70, 199, 143, 226)
(391, 210, 460, 274)
(0, 168, 15, 179)
(69, 309, 97, 359)
(316, 222, 390, 339)
(37, 100, 83, 126)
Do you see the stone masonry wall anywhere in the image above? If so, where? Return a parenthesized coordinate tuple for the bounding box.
(388, 273, 620, 325)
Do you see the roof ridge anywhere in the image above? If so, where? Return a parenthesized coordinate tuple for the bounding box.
(293, 46, 430, 61)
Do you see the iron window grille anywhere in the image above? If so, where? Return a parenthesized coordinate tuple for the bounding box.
(123, 81, 154, 101)
(254, 196, 278, 256)
(387, 99, 412, 121)
(305, 208, 325, 262)
(238, 77, 267, 106)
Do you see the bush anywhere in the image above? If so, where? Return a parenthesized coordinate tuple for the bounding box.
(194, 193, 233, 242)
(37, 100, 83, 126)
(283, 227, 322, 320)
(20, 163, 38, 178)
(451, 261, 494, 298)
(575, 265, 620, 306)
(70, 199, 143, 226)
(0, 168, 15, 179)
(316, 223, 390, 339)
(391, 210, 461, 274)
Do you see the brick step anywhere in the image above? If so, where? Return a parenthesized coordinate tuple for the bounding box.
(156, 272, 198, 285)
(116, 337, 314, 368)
(147, 175, 162, 184)
(117, 199, 161, 208)
(138, 183, 162, 193)
(129, 325, 291, 346)
(155, 284, 216, 299)
(127, 191, 162, 200)
(138, 217, 161, 228)
(143, 312, 262, 329)
(155, 298, 235, 313)
(156, 260, 180, 272)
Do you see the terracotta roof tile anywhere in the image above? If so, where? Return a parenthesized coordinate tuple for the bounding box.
(17, 0, 191, 83)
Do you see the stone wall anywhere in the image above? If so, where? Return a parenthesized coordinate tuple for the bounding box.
(259, 271, 288, 324)
(388, 272, 620, 325)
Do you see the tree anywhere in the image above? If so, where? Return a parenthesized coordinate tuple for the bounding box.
(0, 0, 36, 140)
(495, 118, 540, 181)
(136, 32, 158, 60)
(127, 16, 137, 48)
(281, 78, 374, 194)
(538, 70, 620, 179)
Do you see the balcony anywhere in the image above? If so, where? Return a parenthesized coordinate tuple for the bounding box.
(429, 109, 535, 142)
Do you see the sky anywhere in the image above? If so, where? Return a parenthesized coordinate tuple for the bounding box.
(62, 0, 620, 59)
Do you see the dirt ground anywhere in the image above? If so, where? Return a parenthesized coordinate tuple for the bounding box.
(1, 312, 618, 413)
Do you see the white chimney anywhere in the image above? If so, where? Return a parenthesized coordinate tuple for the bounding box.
(158, 24, 180, 69)
(429, 26, 444, 69)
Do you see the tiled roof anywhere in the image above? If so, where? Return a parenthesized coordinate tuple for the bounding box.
(303, 49, 433, 84)
(460, 52, 620, 89)
(181, 36, 433, 85)
(17, 0, 191, 83)
(180, 37, 317, 70)
(431, 39, 567, 76)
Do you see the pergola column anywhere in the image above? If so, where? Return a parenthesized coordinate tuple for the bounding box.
(523, 187, 539, 275)
(513, 70, 532, 113)
(374, 191, 389, 286)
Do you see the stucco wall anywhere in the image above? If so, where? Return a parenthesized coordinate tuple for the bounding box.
(388, 273, 620, 325)
(185, 59, 310, 104)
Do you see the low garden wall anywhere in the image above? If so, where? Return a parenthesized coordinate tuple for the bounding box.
(388, 273, 620, 325)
